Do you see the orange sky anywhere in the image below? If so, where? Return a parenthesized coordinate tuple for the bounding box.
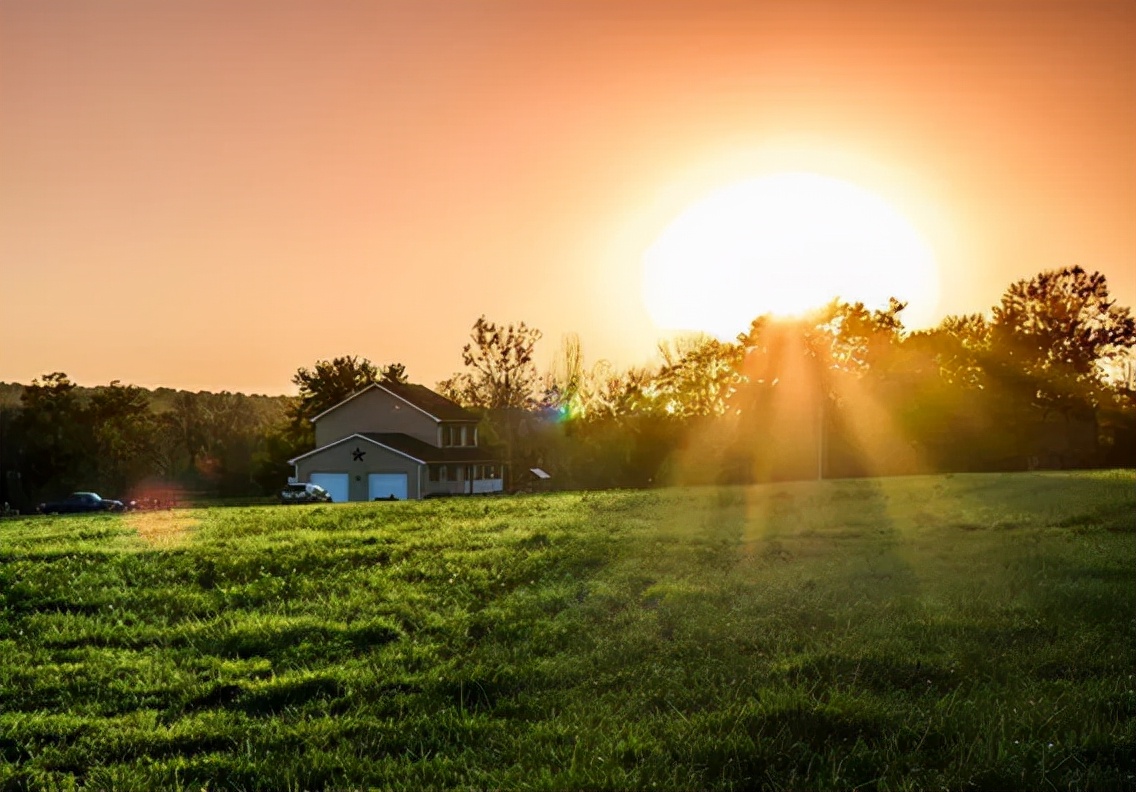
(2, 0, 1133, 395)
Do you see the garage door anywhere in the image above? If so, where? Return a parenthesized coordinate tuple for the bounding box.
(368, 473, 408, 501)
(309, 473, 349, 503)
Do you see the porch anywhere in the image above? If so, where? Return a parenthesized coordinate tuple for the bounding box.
(423, 463, 504, 496)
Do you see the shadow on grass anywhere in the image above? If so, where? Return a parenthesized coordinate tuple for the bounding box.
(185, 618, 401, 663)
(676, 706, 898, 787)
(785, 654, 960, 697)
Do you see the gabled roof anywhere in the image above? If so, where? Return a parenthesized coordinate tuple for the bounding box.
(381, 382, 478, 422)
(309, 382, 478, 424)
(359, 433, 502, 463)
(288, 432, 502, 465)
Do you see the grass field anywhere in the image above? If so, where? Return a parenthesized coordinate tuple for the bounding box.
(1, 471, 1133, 791)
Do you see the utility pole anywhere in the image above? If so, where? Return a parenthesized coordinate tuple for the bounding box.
(816, 397, 824, 481)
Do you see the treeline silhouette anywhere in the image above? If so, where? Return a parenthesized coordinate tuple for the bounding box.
(1, 267, 1132, 511)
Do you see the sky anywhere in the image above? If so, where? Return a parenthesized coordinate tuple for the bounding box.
(2, 0, 1133, 395)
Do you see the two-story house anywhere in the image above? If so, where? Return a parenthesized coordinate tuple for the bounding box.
(287, 382, 504, 501)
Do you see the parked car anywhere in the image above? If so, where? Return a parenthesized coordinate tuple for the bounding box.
(38, 492, 126, 514)
(279, 482, 333, 504)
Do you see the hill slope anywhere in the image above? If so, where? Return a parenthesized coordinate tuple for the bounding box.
(1, 471, 1133, 790)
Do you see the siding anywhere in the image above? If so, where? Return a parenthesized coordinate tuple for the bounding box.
(295, 439, 423, 501)
(314, 387, 438, 447)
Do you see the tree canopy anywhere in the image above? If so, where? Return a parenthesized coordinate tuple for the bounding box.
(2, 266, 1133, 510)
(992, 266, 1135, 413)
(438, 317, 542, 410)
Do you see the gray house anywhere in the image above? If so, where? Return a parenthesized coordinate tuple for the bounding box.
(288, 382, 503, 502)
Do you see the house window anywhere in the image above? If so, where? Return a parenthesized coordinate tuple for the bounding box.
(441, 424, 478, 447)
(484, 464, 497, 480)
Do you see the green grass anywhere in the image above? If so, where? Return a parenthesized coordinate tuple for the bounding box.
(1, 471, 1133, 791)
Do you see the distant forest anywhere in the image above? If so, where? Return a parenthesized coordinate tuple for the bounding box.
(2, 266, 1133, 511)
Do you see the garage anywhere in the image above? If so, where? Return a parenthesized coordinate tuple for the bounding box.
(290, 432, 476, 502)
(368, 473, 408, 501)
(309, 472, 350, 503)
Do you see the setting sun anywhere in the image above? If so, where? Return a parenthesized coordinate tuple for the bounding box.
(642, 173, 940, 340)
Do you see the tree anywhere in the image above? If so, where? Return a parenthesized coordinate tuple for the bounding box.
(439, 317, 542, 409)
(730, 317, 832, 481)
(539, 334, 587, 419)
(160, 391, 207, 472)
(437, 317, 543, 488)
(812, 298, 908, 376)
(647, 334, 744, 419)
(909, 314, 991, 389)
(14, 373, 88, 499)
(291, 355, 380, 423)
(268, 356, 408, 483)
(379, 362, 408, 385)
(87, 381, 158, 494)
(991, 266, 1136, 414)
(195, 391, 265, 495)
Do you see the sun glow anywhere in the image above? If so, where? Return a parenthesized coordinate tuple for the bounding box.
(642, 173, 940, 339)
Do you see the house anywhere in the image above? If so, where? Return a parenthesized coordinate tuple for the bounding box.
(288, 382, 504, 502)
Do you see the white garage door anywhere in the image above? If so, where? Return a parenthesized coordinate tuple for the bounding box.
(309, 473, 350, 503)
(368, 473, 408, 501)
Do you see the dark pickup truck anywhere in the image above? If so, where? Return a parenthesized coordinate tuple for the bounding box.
(39, 492, 126, 514)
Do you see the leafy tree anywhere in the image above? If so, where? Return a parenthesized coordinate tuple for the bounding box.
(991, 266, 1135, 414)
(909, 314, 992, 389)
(0, 404, 19, 508)
(291, 355, 380, 423)
(259, 356, 408, 488)
(439, 317, 542, 410)
(729, 317, 831, 481)
(87, 381, 158, 494)
(812, 298, 908, 376)
(380, 362, 408, 385)
(976, 267, 1136, 468)
(194, 391, 265, 495)
(437, 317, 542, 488)
(251, 417, 308, 495)
(160, 391, 207, 472)
(14, 373, 88, 500)
(647, 334, 744, 419)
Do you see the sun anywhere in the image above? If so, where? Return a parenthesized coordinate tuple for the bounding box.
(642, 172, 940, 339)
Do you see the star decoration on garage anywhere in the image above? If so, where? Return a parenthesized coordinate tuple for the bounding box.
(352, 447, 366, 462)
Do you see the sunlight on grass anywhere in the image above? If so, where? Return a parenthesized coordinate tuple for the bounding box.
(122, 510, 201, 548)
(0, 471, 1132, 790)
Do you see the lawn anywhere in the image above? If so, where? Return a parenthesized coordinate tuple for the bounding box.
(1, 471, 1133, 791)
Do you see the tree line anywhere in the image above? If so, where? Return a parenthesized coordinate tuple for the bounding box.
(1, 266, 1133, 510)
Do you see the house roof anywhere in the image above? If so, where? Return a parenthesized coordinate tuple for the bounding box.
(381, 382, 477, 422)
(288, 432, 502, 465)
(309, 382, 478, 424)
(360, 433, 502, 464)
